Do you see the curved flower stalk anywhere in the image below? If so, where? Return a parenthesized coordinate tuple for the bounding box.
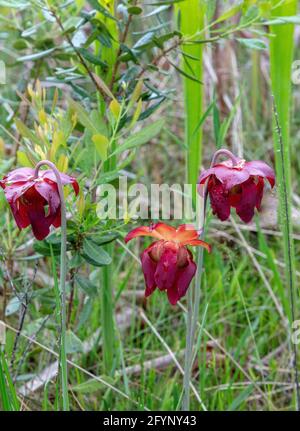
(198, 149, 275, 223)
(1, 161, 79, 411)
(125, 222, 211, 305)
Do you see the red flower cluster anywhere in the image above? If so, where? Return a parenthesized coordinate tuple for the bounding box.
(0, 167, 79, 240)
(125, 223, 211, 305)
(198, 158, 275, 223)
(1, 149, 275, 308)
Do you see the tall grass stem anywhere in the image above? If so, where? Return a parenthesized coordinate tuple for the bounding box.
(34, 160, 69, 411)
(272, 102, 300, 410)
(269, 0, 299, 410)
(178, 0, 205, 410)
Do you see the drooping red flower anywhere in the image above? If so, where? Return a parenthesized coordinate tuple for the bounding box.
(198, 157, 275, 223)
(0, 167, 79, 240)
(125, 222, 211, 305)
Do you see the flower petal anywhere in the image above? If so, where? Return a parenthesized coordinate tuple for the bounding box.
(175, 224, 198, 244)
(0, 167, 35, 184)
(141, 246, 157, 297)
(166, 256, 196, 305)
(125, 225, 163, 243)
(176, 258, 197, 299)
(235, 179, 258, 223)
(25, 192, 52, 240)
(34, 180, 60, 214)
(154, 247, 178, 291)
(208, 180, 231, 221)
(166, 284, 180, 306)
(245, 161, 275, 187)
(10, 199, 30, 229)
(255, 177, 265, 210)
(2, 182, 35, 203)
(153, 223, 177, 240)
(186, 239, 211, 251)
(41, 170, 79, 195)
(51, 207, 61, 228)
(213, 165, 250, 189)
(125, 222, 177, 243)
(198, 167, 217, 185)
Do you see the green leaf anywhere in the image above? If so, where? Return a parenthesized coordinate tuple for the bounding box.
(5, 297, 21, 317)
(14, 119, 41, 145)
(92, 134, 109, 161)
(138, 97, 165, 121)
(240, 5, 260, 26)
(90, 232, 119, 245)
(76, 297, 93, 330)
(127, 6, 143, 15)
(34, 240, 61, 257)
(17, 151, 33, 167)
(82, 238, 112, 267)
(0, 0, 28, 8)
(13, 39, 28, 50)
(153, 31, 181, 49)
(227, 384, 254, 411)
(237, 37, 267, 50)
(169, 59, 203, 84)
(0, 350, 20, 411)
(72, 377, 114, 393)
(214, 4, 242, 24)
(206, 0, 217, 22)
(264, 15, 300, 25)
(91, 73, 115, 100)
(77, 48, 107, 68)
(148, 0, 184, 5)
(65, 330, 84, 354)
(75, 275, 98, 297)
(192, 99, 214, 137)
(96, 170, 121, 184)
(69, 253, 84, 270)
(143, 5, 169, 18)
(88, 0, 117, 21)
(17, 48, 56, 62)
(69, 100, 106, 135)
(110, 118, 164, 157)
(133, 32, 155, 50)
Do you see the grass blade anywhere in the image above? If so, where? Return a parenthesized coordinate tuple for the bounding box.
(175, 0, 206, 411)
(269, 0, 299, 409)
(0, 349, 20, 411)
(176, 0, 205, 193)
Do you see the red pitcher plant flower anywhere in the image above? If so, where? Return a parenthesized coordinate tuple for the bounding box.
(198, 149, 275, 223)
(125, 222, 211, 305)
(0, 166, 79, 240)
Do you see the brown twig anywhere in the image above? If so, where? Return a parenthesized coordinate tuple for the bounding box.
(50, 9, 107, 99)
(10, 262, 37, 370)
(136, 37, 183, 80)
(109, 1, 137, 90)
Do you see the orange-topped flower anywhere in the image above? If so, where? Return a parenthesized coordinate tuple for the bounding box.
(125, 223, 211, 305)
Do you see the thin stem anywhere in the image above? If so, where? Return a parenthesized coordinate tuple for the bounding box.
(182, 191, 207, 411)
(272, 100, 300, 410)
(34, 160, 69, 411)
(109, 0, 136, 90)
(67, 269, 75, 329)
(182, 147, 231, 410)
(210, 148, 240, 167)
(182, 288, 193, 410)
(50, 9, 107, 100)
